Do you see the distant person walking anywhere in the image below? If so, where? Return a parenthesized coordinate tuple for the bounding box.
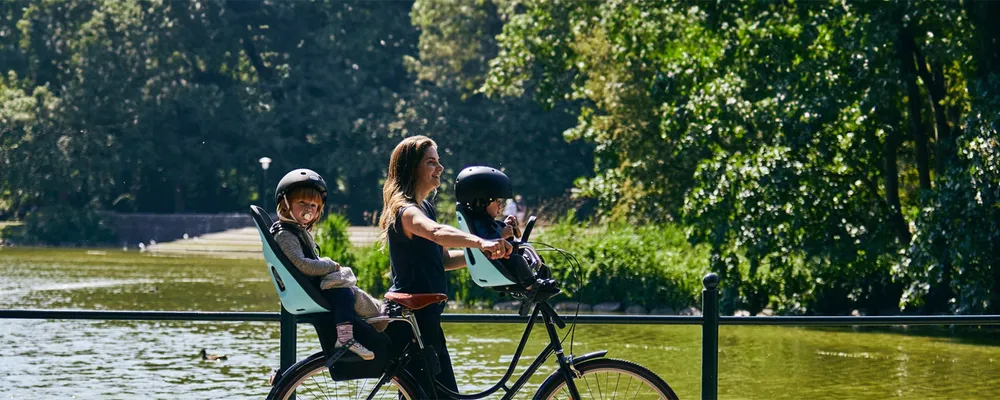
(503, 198, 518, 218)
(514, 194, 526, 222)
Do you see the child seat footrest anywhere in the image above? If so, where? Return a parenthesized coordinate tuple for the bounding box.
(325, 339, 357, 370)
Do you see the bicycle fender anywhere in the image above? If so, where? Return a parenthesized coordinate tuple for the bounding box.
(272, 351, 325, 387)
(532, 350, 608, 400)
(570, 350, 608, 364)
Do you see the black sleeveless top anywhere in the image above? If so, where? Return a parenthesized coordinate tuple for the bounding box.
(387, 199, 447, 295)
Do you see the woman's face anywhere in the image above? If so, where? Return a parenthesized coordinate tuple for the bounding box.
(414, 146, 443, 194)
(289, 197, 321, 225)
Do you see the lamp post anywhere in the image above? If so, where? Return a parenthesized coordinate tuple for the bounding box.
(258, 157, 272, 212)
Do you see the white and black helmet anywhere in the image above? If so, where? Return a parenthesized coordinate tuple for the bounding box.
(275, 168, 328, 204)
(455, 166, 512, 206)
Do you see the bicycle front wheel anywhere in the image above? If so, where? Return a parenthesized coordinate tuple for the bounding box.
(534, 358, 678, 400)
(266, 355, 422, 400)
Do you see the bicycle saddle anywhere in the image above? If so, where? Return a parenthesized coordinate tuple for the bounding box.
(384, 292, 448, 310)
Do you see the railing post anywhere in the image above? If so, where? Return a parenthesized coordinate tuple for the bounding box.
(279, 305, 297, 372)
(702, 273, 720, 400)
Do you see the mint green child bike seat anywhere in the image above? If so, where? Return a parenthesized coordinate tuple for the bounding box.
(250, 205, 332, 315)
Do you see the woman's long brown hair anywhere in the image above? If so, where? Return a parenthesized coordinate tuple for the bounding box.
(378, 135, 437, 246)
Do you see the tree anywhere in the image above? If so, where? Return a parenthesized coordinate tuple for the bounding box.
(399, 0, 593, 211)
(485, 0, 999, 314)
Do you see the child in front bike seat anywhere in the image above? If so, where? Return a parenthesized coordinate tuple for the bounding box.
(455, 166, 545, 292)
(271, 168, 386, 360)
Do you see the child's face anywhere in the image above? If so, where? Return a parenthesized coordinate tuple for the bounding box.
(289, 198, 321, 225)
(485, 198, 504, 219)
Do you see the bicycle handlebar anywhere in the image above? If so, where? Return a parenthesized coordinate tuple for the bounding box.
(519, 216, 537, 244)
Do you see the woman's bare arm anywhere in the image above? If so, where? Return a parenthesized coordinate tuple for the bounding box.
(401, 207, 512, 259)
(442, 249, 467, 271)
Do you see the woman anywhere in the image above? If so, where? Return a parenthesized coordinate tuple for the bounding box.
(379, 135, 511, 396)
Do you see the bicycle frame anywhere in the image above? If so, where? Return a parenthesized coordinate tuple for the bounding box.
(368, 299, 601, 400)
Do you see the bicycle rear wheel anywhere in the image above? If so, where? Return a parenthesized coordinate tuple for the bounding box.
(534, 358, 678, 400)
(266, 355, 421, 400)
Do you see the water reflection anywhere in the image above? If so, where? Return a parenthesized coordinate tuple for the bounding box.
(2, 249, 999, 399)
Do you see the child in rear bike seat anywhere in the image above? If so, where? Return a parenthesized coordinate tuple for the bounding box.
(271, 168, 387, 360)
(455, 166, 540, 291)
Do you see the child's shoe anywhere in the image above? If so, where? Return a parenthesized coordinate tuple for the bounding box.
(337, 338, 375, 360)
(336, 323, 374, 360)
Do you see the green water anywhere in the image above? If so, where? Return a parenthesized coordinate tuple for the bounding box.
(1, 248, 998, 399)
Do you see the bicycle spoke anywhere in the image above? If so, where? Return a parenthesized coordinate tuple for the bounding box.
(609, 375, 622, 394)
(581, 373, 596, 399)
(631, 376, 643, 400)
(537, 359, 676, 400)
(317, 372, 332, 399)
(620, 375, 633, 400)
(595, 372, 604, 400)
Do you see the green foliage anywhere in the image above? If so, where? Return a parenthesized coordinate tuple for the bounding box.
(901, 87, 1000, 314)
(484, 0, 1000, 315)
(313, 213, 356, 267)
(1, 0, 591, 228)
(404, 0, 594, 207)
(4, 0, 998, 314)
(351, 243, 392, 297)
(525, 214, 710, 310)
(4, 205, 115, 246)
(1, 0, 413, 219)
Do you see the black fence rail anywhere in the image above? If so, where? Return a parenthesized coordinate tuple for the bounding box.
(3, 273, 999, 400)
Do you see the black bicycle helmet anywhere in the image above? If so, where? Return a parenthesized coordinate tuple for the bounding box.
(275, 168, 328, 204)
(455, 166, 513, 205)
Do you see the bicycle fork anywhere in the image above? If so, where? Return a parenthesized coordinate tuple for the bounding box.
(542, 308, 582, 400)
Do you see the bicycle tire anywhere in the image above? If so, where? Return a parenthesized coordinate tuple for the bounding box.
(533, 358, 679, 400)
(266, 354, 423, 400)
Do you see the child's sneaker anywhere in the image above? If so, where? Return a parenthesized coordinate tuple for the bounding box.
(338, 338, 374, 361)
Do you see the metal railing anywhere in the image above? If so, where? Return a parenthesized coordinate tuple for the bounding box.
(3, 273, 999, 400)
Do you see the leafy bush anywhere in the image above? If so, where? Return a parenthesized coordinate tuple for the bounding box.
(6, 205, 116, 246)
(531, 214, 710, 310)
(352, 243, 392, 296)
(316, 214, 395, 297)
(313, 212, 356, 266)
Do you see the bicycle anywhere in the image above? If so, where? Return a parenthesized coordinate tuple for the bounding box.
(251, 205, 679, 399)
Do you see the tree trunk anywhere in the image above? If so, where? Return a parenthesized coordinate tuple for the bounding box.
(225, 2, 284, 103)
(897, 27, 932, 191)
(882, 128, 911, 244)
(901, 25, 957, 313)
(964, 1, 1000, 84)
(912, 47, 956, 175)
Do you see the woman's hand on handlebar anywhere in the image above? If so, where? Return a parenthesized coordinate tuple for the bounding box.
(481, 238, 512, 259)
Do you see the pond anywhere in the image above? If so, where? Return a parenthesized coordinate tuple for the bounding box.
(1, 248, 997, 399)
